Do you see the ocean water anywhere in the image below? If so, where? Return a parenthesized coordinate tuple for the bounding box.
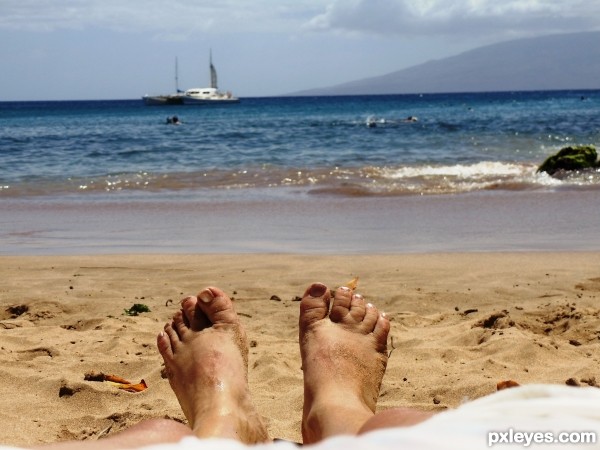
(2, 91, 600, 254)
(2, 91, 599, 200)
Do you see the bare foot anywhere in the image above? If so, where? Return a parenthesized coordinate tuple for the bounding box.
(299, 283, 390, 444)
(157, 287, 269, 443)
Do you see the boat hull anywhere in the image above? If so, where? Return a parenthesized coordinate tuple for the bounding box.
(142, 95, 184, 106)
(181, 97, 240, 105)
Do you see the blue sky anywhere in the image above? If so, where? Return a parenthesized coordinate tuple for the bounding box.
(1, 0, 599, 101)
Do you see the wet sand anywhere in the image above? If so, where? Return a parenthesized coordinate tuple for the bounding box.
(1, 189, 599, 254)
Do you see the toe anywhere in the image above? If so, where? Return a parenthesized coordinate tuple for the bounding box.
(156, 330, 172, 360)
(196, 287, 240, 327)
(180, 296, 196, 327)
(329, 286, 354, 323)
(349, 293, 367, 323)
(361, 302, 380, 332)
(157, 322, 178, 361)
(180, 296, 198, 327)
(181, 295, 211, 331)
(171, 310, 191, 341)
(372, 312, 390, 353)
(299, 283, 331, 330)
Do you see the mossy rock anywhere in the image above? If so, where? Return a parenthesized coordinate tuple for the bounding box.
(537, 145, 598, 175)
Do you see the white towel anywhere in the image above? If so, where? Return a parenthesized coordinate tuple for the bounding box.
(2, 385, 599, 449)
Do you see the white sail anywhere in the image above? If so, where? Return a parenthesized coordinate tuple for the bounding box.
(209, 51, 218, 89)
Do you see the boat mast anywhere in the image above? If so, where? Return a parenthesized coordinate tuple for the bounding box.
(209, 49, 218, 89)
(175, 57, 181, 93)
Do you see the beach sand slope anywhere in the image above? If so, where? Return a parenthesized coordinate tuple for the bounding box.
(0, 253, 599, 446)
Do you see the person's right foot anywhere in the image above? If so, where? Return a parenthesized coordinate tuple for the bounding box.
(157, 287, 269, 443)
(299, 283, 390, 444)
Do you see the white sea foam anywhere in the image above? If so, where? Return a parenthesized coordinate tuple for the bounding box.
(362, 161, 570, 195)
(380, 161, 534, 180)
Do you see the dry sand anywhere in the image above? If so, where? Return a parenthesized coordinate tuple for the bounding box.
(0, 253, 599, 446)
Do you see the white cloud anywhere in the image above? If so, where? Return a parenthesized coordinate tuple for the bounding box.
(2, 0, 598, 41)
(0, 0, 326, 34)
(305, 0, 600, 39)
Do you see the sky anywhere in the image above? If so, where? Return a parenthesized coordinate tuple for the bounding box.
(1, 0, 600, 101)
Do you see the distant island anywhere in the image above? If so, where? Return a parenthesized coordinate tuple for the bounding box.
(292, 31, 600, 96)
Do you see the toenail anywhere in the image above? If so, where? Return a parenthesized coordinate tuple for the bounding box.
(308, 284, 327, 298)
(366, 302, 374, 308)
(198, 289, 214, 303)
(339, 286, 352, 293)
(353, 294, 364, 300)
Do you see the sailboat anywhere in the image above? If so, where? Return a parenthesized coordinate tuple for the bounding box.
(181, 51, 239, 104)
(142, 58, 184, 105)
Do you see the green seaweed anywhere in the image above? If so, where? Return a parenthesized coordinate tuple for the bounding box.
(124, 303, 151, 316)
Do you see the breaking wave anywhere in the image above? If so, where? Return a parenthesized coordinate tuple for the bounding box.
(2, 161, 598, 198)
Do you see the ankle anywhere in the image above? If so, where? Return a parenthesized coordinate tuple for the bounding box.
(302, 399, 373, 443)
(192, 408, 268, 443)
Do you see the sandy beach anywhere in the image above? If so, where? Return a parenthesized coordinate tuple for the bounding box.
(0, 252, 599, 447)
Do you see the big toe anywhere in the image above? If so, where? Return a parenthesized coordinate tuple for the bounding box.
(196, 286, 240, 327)
(299, 283, 331, 330)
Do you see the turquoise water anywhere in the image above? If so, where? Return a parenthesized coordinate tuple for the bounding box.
(2, 91, 599, 199)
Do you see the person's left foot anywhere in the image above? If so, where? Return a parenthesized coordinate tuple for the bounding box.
(157, 287, 269, 443)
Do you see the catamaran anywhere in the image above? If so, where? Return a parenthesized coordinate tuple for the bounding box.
(181, 52, 239, 104)
(142, 58, 184, 106)
(142, 52, 238, 106)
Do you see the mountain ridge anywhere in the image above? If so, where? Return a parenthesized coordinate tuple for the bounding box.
(292, 31, 600, 96)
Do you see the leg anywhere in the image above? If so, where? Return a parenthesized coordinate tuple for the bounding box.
(36, 419, 192, 450)
(358, 408, 434, 434)
(299, 283, 432, 444)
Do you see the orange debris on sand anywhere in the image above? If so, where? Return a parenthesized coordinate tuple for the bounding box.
(84, 371, 148, 393)
(497, 380, 520, 391)
(104, 374, 132, 384)
(346, 277, 359, 291)
(109, 379, 148, 393)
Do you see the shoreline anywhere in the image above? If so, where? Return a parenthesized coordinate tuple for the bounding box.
(0, 252, 599, 446)
(2, 189, 600, 255)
